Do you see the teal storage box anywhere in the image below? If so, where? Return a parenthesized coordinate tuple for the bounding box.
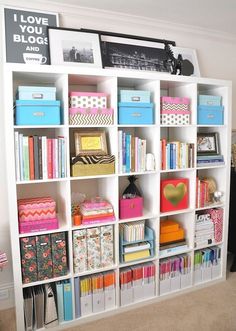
(198, 95, 222, 106)
(197, 105, 224, 125)
(15, 100, 61, 125)
(17, 86, 56, 100)
(120, 90, 151, 103)
(118, 102, 154, 125)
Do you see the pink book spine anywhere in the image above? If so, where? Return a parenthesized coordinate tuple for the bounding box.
(47, 139, 53, 179)
(135, 137, 139, 172)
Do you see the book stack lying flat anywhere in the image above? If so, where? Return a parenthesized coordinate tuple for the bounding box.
(159, 220, 187, 256)
(79, 198, 115, 225)
(195, 213, 214, 248)
(197, 155, 224, 167)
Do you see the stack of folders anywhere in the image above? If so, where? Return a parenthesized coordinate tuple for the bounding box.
(197, 155, 224, 167)
(120, 221, 145, 242)
(120, 263, 155, 306)
(195, 213, 214, 248)
(23, 280, 73, 330)
(75, 271, 116, 317)
(159, 255, 191, 295)
(194, 246, 221, 283)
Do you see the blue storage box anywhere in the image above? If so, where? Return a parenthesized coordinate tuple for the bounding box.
(118, 102, 154, 125)
(17, 86, 56, 100)
(197, 105, 224, 125)
(15, 100, 61, 125)
(198, 95, 222, 106)
(120, 90, 151, 103)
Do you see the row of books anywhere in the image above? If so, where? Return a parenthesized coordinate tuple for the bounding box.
(197, 154, 224, 167)
(196, 177, 210, 208)
(120, 221, 145, 242)
(73, 226, 114, 273)
(160, 139, 194, 170)
(194, 246, 221, 268)
(14, 132, 66, 181)
(20, 233, 68, 284)
(120, 262, 155, 290)
(23, 281, 73, 330)
(159, 255, 191, 281)
(118, 131, 147, 173)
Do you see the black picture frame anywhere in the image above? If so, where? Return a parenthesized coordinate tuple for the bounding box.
(197, 132, 220, 155)
(81, 28, 176, 73)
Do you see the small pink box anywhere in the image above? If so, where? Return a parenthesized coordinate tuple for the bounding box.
(19, 218, 58, 234)
(119, 197, 143, 219)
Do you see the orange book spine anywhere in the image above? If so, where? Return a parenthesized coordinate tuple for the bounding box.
(28, 136, 34, 180)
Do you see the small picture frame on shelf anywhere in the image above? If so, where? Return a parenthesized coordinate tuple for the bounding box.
(197, 132, 219, 155)
(74, 130, 108, 156)
(48, 27, 102, 67)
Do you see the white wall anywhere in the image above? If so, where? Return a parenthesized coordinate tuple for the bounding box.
(0, 0, 235, 309)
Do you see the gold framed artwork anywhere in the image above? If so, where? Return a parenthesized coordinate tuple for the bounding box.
(74, 130, 108, 156)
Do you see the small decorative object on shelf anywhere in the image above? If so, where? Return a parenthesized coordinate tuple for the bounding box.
(160, 96, 191, 125)
(119, 176, 143, 219)
(160, 178, 189, 213)
(197, 94, 224, 125)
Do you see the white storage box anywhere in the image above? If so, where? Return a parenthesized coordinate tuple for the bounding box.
(159, 278, 170, 295)
(104, 289, 116, 310)
(92, 292, 105, 313)
(170, 274, 181, 291)
(120, 288, 133, 306)
(80, 294, 92, 316)
(181, 273, 192, 289)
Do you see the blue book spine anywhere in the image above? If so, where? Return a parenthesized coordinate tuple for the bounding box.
(170, 143, 173, 169)
(166, 143, 171, 169)
(125, 134, 131, 173)
(63, 281, 73, 321)
(56, 282, 64, 323)
(172, 143, 176, 169)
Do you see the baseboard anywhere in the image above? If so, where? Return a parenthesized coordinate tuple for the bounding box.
(0, 283, 15, 310)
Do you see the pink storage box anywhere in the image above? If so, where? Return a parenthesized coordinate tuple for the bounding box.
(69, 107, 113, 125)
(19, 218, 58, 234)
(69, 92, 108, 108)
(119, 197, 143, 219)
(160, 96, 191, 125)
(18, 197, 56, 222)
(208, 208, 223, 242)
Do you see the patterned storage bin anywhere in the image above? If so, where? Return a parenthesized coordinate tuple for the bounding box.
(69, 92, 107, 108)
(69, 107, 113, 125)
(160, 96, 191, 125)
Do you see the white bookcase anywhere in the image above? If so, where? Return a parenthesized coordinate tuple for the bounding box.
(3, 64, 232, 331)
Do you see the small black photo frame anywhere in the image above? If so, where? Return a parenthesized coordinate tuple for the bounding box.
(197, 132, 220, 155)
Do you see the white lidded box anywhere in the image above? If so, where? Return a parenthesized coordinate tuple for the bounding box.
(17, 86, 56, 100)
(69, 92, 108, 108)
(160, 96, 191, 125)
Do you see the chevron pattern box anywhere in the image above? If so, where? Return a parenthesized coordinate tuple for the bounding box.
(18, 197, 56, 222)
(160, 96, 191, 125)
(69, 107, 113, 125)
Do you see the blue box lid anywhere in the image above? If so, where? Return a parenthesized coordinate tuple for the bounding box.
(118, 102, 153, 107)
(16, 100, 60, 106)
(18, 86, 56, 92)
(197, 105, 224, 112)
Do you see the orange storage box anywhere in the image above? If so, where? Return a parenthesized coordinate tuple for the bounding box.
(160, 220, 179, 234)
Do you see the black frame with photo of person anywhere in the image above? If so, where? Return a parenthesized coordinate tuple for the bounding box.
(48, 27, 102, 68)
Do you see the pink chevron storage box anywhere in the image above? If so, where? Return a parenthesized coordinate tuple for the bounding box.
(160, 96, 191, 125)
(18, 197, 56, 222)
(69, 107, 113, 125)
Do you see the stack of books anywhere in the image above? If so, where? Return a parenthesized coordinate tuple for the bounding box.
(120, 221, 145, 242)
(79, 198, 115, 225)
(197, 154, 224, 167)
(160, 220, 187, 256)
(195, 213, 214, 248)
(196, 178, 210, 208)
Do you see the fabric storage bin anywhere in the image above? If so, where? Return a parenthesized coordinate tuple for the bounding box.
(197, 105, 224, 125)
(69, 92, 107, 108)
(118, 102, 154, 125)
(18, 197, 56, 222)
(71, 162, 115, 177)
(119, 196, 143, 219)
(198, 95, 222, 106)
(15, 100, 61, 125)
(17, 86, 56, 100)
(120, 90, 151, 103)
(160, 96, 190, 125)
(69, 107, 113, 125)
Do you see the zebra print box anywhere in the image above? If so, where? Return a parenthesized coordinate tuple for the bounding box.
(71, 155, 115, 177)
(160, 96, 191, 125)
(69, 107, 113, 125)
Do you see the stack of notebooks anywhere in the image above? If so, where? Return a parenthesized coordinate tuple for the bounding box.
(120, 220, 145, 242)
(160, 220, 187, 257)
(195, 213, 214, 248)
(23, 280, 73, 330)
(79, 198, 115, 225)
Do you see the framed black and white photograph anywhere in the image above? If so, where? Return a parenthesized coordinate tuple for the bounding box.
(48, 28, 102, 67)
(197, 132, 219, 155)
(171, 46, 200, 77)
(4, 7, 58, 64)
(100, 34, 173, 73)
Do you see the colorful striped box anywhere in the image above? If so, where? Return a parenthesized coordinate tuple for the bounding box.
(18, 197, 56, 222)
(160, 96, 191, 125)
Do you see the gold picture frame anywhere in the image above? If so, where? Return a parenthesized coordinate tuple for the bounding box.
(74, 130, 108, 156)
